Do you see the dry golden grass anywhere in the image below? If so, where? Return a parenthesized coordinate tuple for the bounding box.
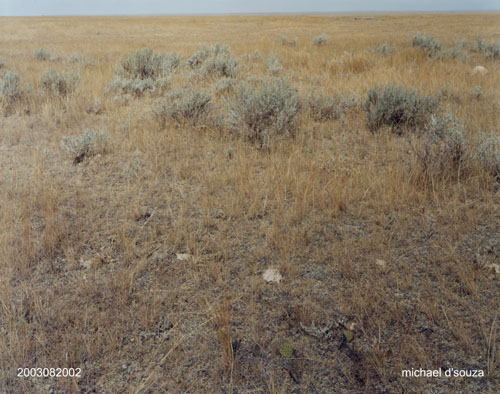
(0, 13, 499, 393)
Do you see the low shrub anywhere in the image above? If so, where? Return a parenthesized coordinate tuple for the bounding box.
(313, 33, 329, 46)
(375, 42, 396, 56)
(65, 54, 95, 68)
(187, 43, 238, 78)
(111, 48, 180, 96)
(110, 76, 169, 97)
(436, 48, 468, 62)
(114, 47, 180, 80)
(61, 129, 110, 164)
(279, 35, 297, 46)
(226, 77, 301, 148)
(475, 132, 500, 180)
(365, 83, 439, 133)
(266, 52, 282, 75)
(453, 39, 468, 49)
(470, 38, 500, 59)
(487, 43, 500, 59)
(411, 111, 467, 184)
(471, 86, 483, 99)
(306, 92, 341, 121)
(0, 71, 22, 102)
(40, 69, 79, 96)
(410, 34, 442, 57)
(153, 87, 212, 127)
(34, 48, 51, 61)
(213, 77, 236, 95)
(85, 96, 103, 115)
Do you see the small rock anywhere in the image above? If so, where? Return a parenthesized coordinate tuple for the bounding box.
(375, 259, 387, 268)
(80, 259, 93, 269)
(176, 253, 191, 261)
(471, 65, 488, 75)
(487, 264, 499, 274)
(263, 268, 282, 283)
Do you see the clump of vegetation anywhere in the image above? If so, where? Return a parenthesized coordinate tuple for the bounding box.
(279, 35, 297, 46)
(65, 54, 95, 68)
(115, 47, 180, 80)
(453, 39, 469, 49)
(85, 95, 103, 115)
(475, 132, 500, 180)
(110, 76, 169, 97)
(313, 33, 329, 46)
(470, 37, 500, 58)
(226, 77, 301, 148)
(365, 83, 439, 133)
(153, 87, 212, 127)
(187, 43, 238, 78)
(490, 43, 500, 59)
(306, 91, 342, 121)
(266, 52, 282, 75)
(375, 42, 396, 56)
(436, 48, 468, 62)
(40, 68, 79, 96)
(61, 129, 110, 164)
(412, 110, 467, 184)
(34, 48, 51, 60)
(471, 85, 483, 99)
(411, 34, 442, 57)
(0, 71, 22, 102)
(212, 77, 236, 95)
(111, 47, 180, 96)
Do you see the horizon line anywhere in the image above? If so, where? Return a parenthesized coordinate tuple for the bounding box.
(2, 10, 500, 17)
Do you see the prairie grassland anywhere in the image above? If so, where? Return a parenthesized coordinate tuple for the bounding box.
(0, 14, 499, 393)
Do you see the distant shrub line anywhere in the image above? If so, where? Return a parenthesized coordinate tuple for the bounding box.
(2, 41, 499, 183)
(411, 34, 500, 60)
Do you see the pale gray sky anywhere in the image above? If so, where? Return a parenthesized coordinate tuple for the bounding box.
(1, 0, 498, 16)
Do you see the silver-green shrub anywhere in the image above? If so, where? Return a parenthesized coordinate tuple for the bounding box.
(153, 87, 212, 127)
(471, 85, 482, 99)
(279, 35, 297, 46)
(85, 96, 102, 114)
(188, 43, 238, 78)
(313, 33, 329, 46)
(476, 132, 500, 179)
(112, 48, 180, 96)
(307, 92, 341, 121)
(436, 48, 468, 62)
(0, 71, 22, 101)
(410, 34, 442, 57)
(412, 110, 467, 183)
(212, 77, 236, 95)
(34, 48, 51, 61)
(61, 129, 110, 163)
(226, 77, 301, 147)
(365, 83, 439, 133)
(375, 42, 396, 56)
(487, 43, 500, 59)
(114, 47, 180, 80)
(453, 39, 468, 49)
(65, 54, 95, 68)
(40, 69, 79, 96)
(266, 52, 282, 75)
(469, 37, 500, 59)
(110, 76, 170, 97)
